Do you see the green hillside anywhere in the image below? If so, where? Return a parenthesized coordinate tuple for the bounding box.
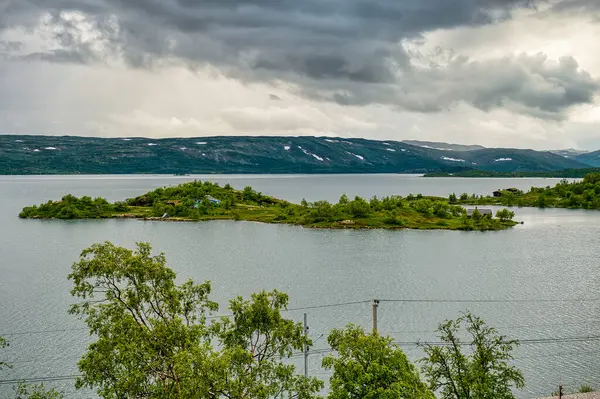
(0, 135, 589, 175)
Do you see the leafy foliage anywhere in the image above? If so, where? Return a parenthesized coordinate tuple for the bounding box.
(421, 312, 524, 399)
(12, 383, 63, 399)
(579, 385, 595, 393)
(19, 195, 121, 219)
(68, 241, 321, 399)
(495, 209, 515, 222)
(211, 291, 324, 398)
(0, 336, 10, 371)
(323, 325, 434, 399)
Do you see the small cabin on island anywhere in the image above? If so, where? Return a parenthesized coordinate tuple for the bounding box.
(194, 196, 221, 208)
(466, 208, 493, 217)
(493, 188, 521, 197)
(206, 195, 221, 205)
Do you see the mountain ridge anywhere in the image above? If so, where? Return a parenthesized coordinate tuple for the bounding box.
(0, 134, 591, 175)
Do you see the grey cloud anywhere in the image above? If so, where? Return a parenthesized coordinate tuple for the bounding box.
(4, 0, 540, 70)
(0, 41, 22, 52)
(301, 53, 598, 120)
(1, 0, 598, 119)
(553, 0, 600, 12)
(20, 49, 95, 64)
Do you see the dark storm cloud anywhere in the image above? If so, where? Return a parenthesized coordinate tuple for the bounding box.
(553, 0, 600, 12)
(2, 0, 539, 70)
(1, 0, 598, 118)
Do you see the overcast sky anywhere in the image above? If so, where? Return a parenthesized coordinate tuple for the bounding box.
(1, 0, 600, 149)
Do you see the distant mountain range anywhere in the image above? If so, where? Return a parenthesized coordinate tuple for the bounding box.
(0, 135, 595, 175)
(401, 140, 486, 152)
(575, 150, 600, 167)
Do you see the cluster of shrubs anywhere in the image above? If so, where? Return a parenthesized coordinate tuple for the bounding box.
(284, 194, 468, 225)
(129, 181, 276, 206)
(455, 172, 600, 209)
(19, 195, 129, 219)
(532, 173, 600, 209)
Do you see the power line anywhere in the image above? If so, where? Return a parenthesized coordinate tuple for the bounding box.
(0, 375, 81, 386)
(0, 327, 87, 337)
(379, 298, 600, 304)
(393, 334, 600, 347)
(286, 300, 371, 311)
(3, 297, 600, 337)
(381, 318, 600, 335)
(0, 301, 370, 337)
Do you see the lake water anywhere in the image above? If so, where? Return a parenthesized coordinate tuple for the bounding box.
(1, 174, 600, 398)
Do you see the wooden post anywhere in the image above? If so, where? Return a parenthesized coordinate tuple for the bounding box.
(372, 299, 379, 334)
(303, 313, 309, 378)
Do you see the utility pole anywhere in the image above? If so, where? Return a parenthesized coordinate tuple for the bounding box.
(303, 313, 309, 378)
(372, 299, 379, 334)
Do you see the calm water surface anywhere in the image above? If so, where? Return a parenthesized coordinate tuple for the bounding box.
(1, 174, 599, 398)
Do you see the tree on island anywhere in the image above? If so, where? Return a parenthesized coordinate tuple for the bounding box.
(496, 209, 515, 222)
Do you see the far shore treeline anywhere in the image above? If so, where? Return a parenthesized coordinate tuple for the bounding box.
(424, 167, 600, 178)
(19, 180, 517, 231)
(449, 172, 600, 209)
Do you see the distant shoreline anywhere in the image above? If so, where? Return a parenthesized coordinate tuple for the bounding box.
(423, 169, 597, 178)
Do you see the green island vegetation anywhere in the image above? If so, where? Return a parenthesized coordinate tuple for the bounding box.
(1, 241, 527, 398)
(424, 167, 600, 178)
(447, 172, 600, 209)
(18, 180, 518, 231)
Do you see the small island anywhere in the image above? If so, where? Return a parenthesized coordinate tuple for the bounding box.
(18, 181, 517, 231)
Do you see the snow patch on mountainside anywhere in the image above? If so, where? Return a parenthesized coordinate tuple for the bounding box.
(346, 151, 365, 160)
(442, 156, 465, 162)
(298, 146, 323, 161)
